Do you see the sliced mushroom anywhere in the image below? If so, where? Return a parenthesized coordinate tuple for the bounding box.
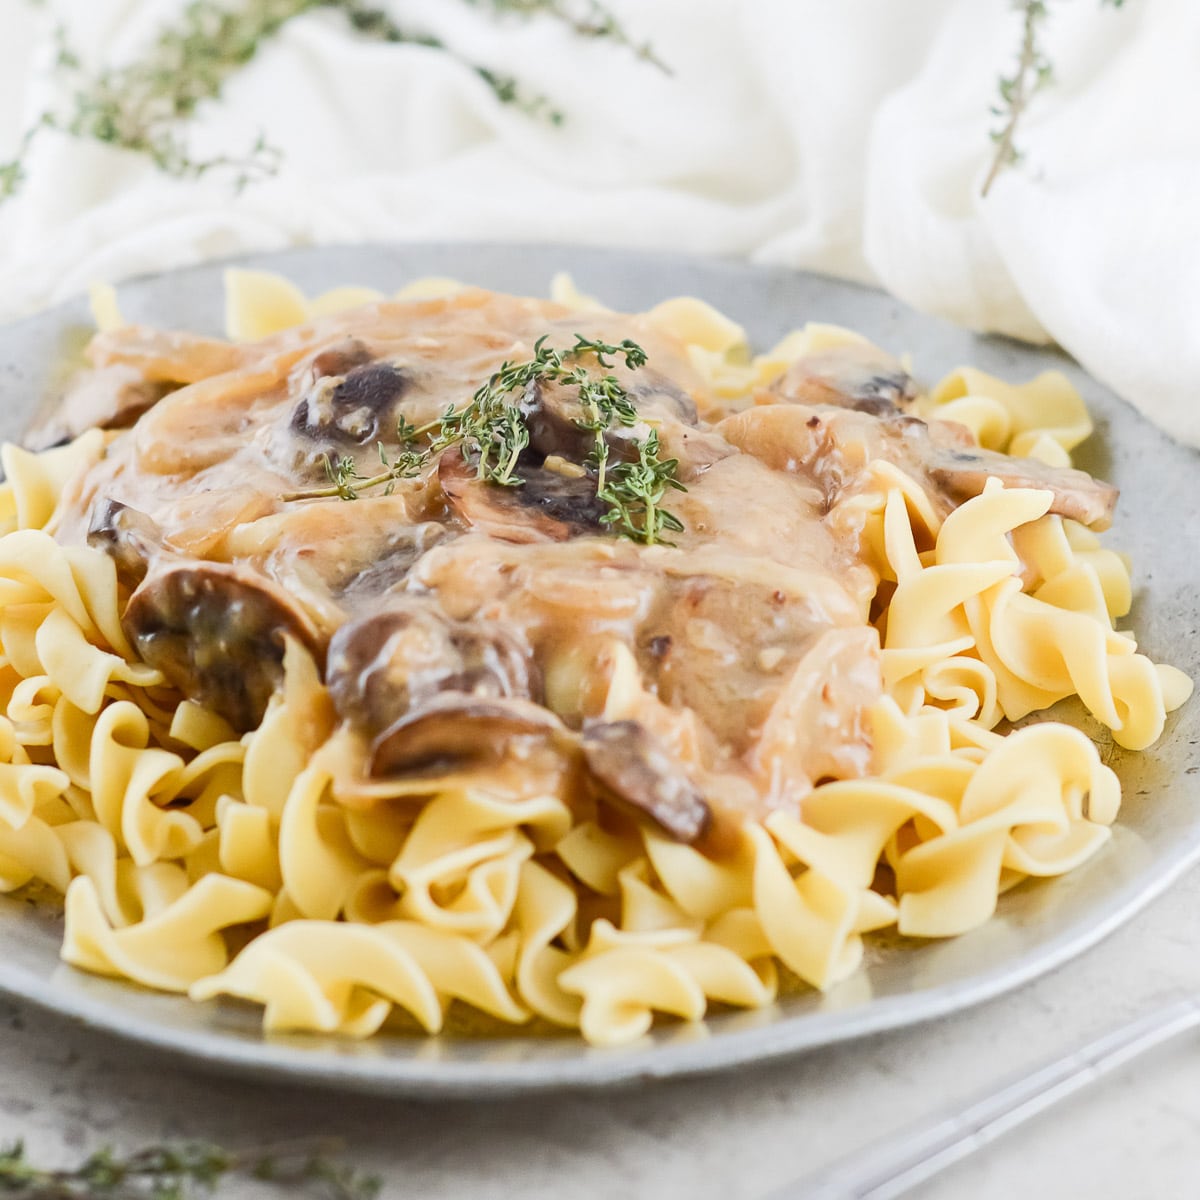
(86, 499, 165, 591)
(630, 369, 700, 425)
(370, 695, 561, 776)
(518, 367, 696, 463)
(517, 377, 598, 463)
(438, 445, 605, 543)
(86, 326, 248, 384)
(333, 361, 412, 415)
(580, 719, 712, 844)
(772, 344, 919, 416)
(291, 360, 413, 445)
(333, 523, 450, 604)
(308, 338, 374, 383)
(24, 365, 174, 451)
(879, 413, 1118, 528)
(123, 563, 321, 731)
(327, 599, 538, 735)
(925, 442, 1119, 530)
(721, 403, 1118, 530)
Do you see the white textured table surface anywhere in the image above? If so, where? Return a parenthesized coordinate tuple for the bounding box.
(5, 860, 1200, 1199)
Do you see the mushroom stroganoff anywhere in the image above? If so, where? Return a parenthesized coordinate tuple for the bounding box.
(0, 271, 1189, 1046)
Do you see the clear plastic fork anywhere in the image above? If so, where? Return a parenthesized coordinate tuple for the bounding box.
(764, 995, 1200, 1200)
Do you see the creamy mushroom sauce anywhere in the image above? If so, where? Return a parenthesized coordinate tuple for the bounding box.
(47, 289, 1118, 847)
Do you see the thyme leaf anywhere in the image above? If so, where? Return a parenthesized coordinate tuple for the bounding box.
(324, 452, 362, 501)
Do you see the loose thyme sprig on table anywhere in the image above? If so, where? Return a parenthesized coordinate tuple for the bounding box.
(982, 0, 1129, 196)
(0, 1137, 380, 1200)
(1, 0, 667, 203)
(467, 0, 672, 75)
(283, 334, 687, 546)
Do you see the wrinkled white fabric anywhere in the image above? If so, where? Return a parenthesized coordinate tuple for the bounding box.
(0, 0, 1197, 446)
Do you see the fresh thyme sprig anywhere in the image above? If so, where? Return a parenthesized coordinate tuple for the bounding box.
(438, 333, 646, 491)
(0, 1137, 379, 1199)
(598, 427, 686, 544)
(467, 0, 672, 75)
(329, 0, 564, 124)
(444, 333, 685, 543)
(983, 0, 1129, 196)
(559, 337, 642, 492)
(281, 441, 428, 502)
(981, 0, 1053, 197)
(4, 4, 297, 202)
(0, 0, 663, 203)
(282, 334, 687, 546)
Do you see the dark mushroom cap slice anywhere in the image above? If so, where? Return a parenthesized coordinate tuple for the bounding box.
(369, 695, 562, 776)
(24, 366, 173, 451)
(308, 338, 375, 382)
(86, 499, 165, 592)
(291, 358, 413, 446)
(518, 367, 696, 464)
(438, 445, 606, 543)
(331, 522, 451, 605)
(517, 376, 596, 463)
(771, 344, 919, 416)
(327, 600, 538, 736)
(123, 562, 322, 731)
(580, 719, 712, 844)
(630, 369, 700, 425)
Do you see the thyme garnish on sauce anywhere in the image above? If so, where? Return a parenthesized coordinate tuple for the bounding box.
(283, 335, 687, 546)
(294, 443, 428, 503)
(598, 428, 686, 544)
(440, 334, 646, 491)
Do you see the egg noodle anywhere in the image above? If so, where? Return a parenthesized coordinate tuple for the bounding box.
(0, 270, 1189, 1046)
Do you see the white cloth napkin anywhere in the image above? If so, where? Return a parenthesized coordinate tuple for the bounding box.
(1, 0, 1197, 447)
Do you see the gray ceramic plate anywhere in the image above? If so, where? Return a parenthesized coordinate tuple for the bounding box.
(0, 244, 1195, 1096)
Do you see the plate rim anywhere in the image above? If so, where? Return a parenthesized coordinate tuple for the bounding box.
(1, 832, 1197, 1098)
(0, 239, 1196, 1097)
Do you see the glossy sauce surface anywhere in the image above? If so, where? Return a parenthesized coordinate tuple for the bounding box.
(48, 289, 1116, 842)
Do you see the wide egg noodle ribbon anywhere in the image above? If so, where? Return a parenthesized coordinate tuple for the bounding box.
(0, 272, 1184, 1045)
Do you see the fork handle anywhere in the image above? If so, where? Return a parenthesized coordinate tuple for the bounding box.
(767, 996, 1200, 1200)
